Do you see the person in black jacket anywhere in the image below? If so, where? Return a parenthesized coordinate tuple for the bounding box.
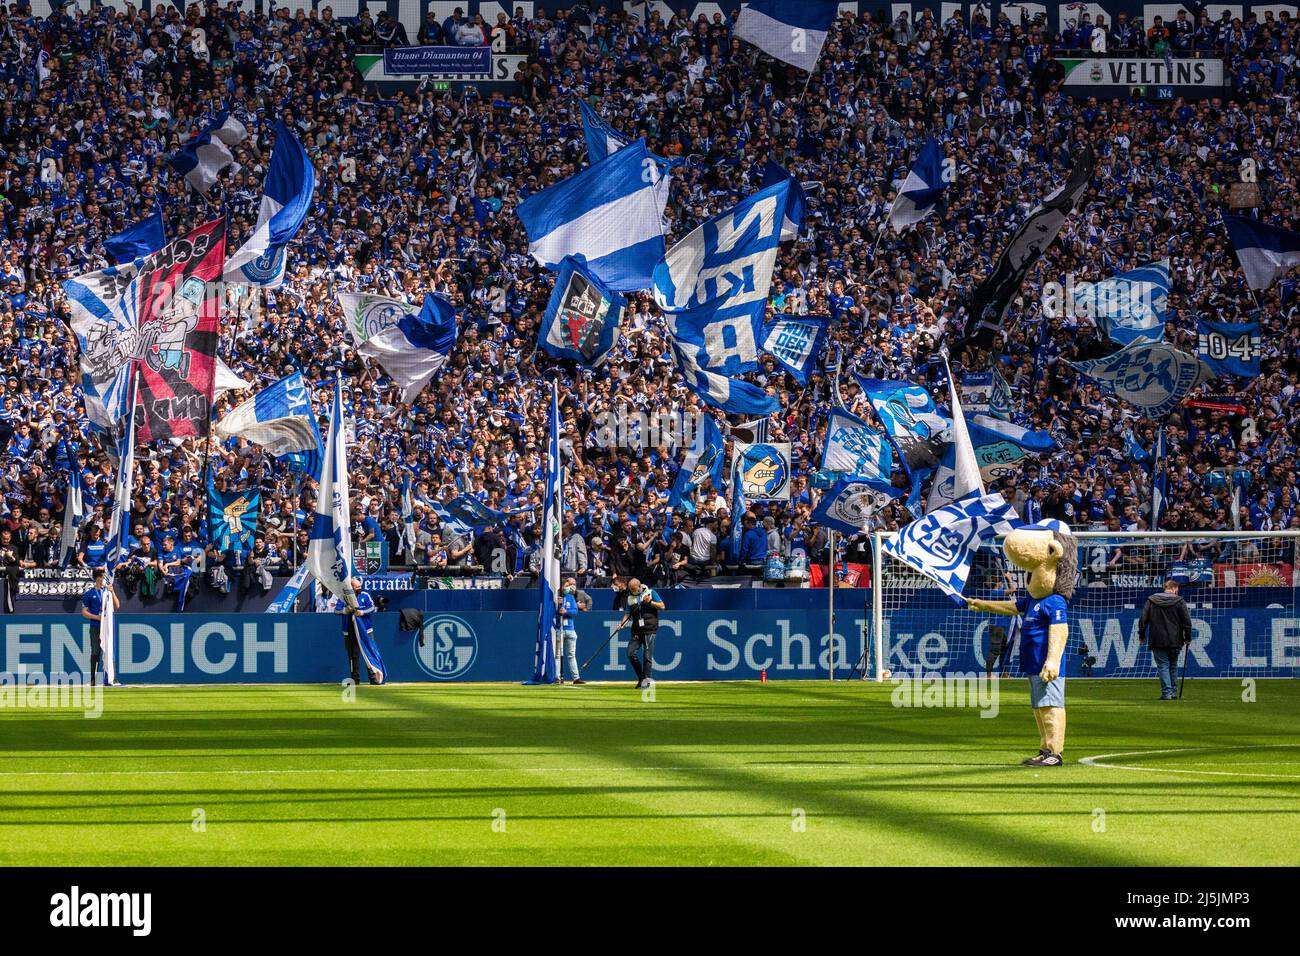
(615, 577, 664, 690)
(1139, 579, 1194, 700)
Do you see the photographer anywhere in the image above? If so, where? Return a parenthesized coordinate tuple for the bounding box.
(615, 578, 664, 690)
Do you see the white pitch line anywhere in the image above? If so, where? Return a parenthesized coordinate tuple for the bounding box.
(1079, 746, 1300, 779)
(0, 762, 1005, 779)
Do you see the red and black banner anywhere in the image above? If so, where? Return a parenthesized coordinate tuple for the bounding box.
(134, 219, 225, 444)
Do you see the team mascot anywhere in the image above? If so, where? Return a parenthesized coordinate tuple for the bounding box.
(965, 520, 1077, 767)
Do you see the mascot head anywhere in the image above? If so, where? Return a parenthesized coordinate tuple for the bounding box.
(1003, 519, 1077, 600)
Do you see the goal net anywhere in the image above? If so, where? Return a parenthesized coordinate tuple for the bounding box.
(869, 532, 1300, 681)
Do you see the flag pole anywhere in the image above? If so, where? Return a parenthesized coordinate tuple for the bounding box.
(827, 528, 836, 680)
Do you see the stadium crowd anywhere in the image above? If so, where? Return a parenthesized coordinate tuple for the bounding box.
(2, 1, 1300, 595)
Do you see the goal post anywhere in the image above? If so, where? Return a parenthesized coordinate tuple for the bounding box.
(868, 531, 1300, 682)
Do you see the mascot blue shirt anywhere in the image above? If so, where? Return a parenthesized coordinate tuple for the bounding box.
(1016, 593, 1069, 674)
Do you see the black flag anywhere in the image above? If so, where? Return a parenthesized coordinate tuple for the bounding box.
(961, 141, 1095, 350)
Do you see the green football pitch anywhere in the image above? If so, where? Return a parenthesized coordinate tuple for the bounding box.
(2, 680, 1297, 866)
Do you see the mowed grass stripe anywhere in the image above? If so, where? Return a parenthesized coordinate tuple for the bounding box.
(0, 681, 1297, 866)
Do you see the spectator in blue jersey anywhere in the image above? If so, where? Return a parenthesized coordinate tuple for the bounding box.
(80, 567, 119, 686)
(78, 525, 108, 570)
(158, 534, 193, 613)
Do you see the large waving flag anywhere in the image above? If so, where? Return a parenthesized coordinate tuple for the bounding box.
(166, 113, 247, 194)
(1074, 259, 1170, 346)
(532, 382, 562, 684)
(669, 414, 726, 513)
(224, 120, 316, 288)
(134, 219, 226, 444)
(1223, 214, 1300, 290)
(428, 495, 529, 537)
(734, 0, 840, 71)
(1070, 339, 1210, 417)
(517, 140, 665, 292)
(671, 339, 779, 415)
(104, 213, 166, 265)
(813, 476, 903, 535)
(821, 406, 892, 479)
(760, 314, 829, 385)
(657, 180, 790, 413)
(882, 491, 1023, 602)
(539, 255, 625, 367)
(653, 179, 790, 368)
(357, 293, 458, 403)
(214, 371, 323, 470)
(964, 141, 1095, 349)
(306, 379, 355, 607)
(337, 291, 417, 346)
(213, 358, 251, 400)
(578, 100, 674, 216)
(63, 262, 138, 435)
(888, 137, 949, 233)
(761, 162, 808, 241)
(1197, 319, 1261, 379)
(929, 414, 1056, 512)
(856, 377, 952, 478)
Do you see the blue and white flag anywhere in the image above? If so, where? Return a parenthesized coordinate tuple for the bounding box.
(1123, 427, 1150, 464)
(882, 491, 1022, 602)
(760, 314, 828, 385)
(813, 475, 902, 535)
(959, 372, 993, 413)
(734, 0, 840, 71)
(518, 140, 665, 292)
(63, 263, 139, 434)
(336, 291, 416, 346)
(429, 495, 530, 537)
(1197, 319, 1261, 379)
(930, 413, 1056, 512)
(166, 112, 247, 194)
(733, 441, 792, 502)
(1070, 340, 1209, 418)
(669, 414, 726, 513)
(989, 365, 1014, 422)
(1150, 428, 1167, 531)
(761, 161, 808, 241)
(533, 382, 562, 685)
(856, 376, 952, 477)
(268, 563, 311, 613)
(401, 474, 417, 558)
(1224, 214, 1300, 290)
(888, 137, 949, 233)
(821, 406, 892, 479)
(578, 100, 673, 216)
(539, 255, 625, 367)
(59, 452, 85, 568)
(358, 293, 458, 403)
(100, 370, 138, 686)
(224, 121, 316, 288)
(671, 339, 779, 415)
(727, 454, 747, 562)
(654, 180, 791, 375)
(214, 371, 323, 470)
(104, 213, 165, 265)
(1073, 259, 1170, 346)
(306, 379, 354, 607)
